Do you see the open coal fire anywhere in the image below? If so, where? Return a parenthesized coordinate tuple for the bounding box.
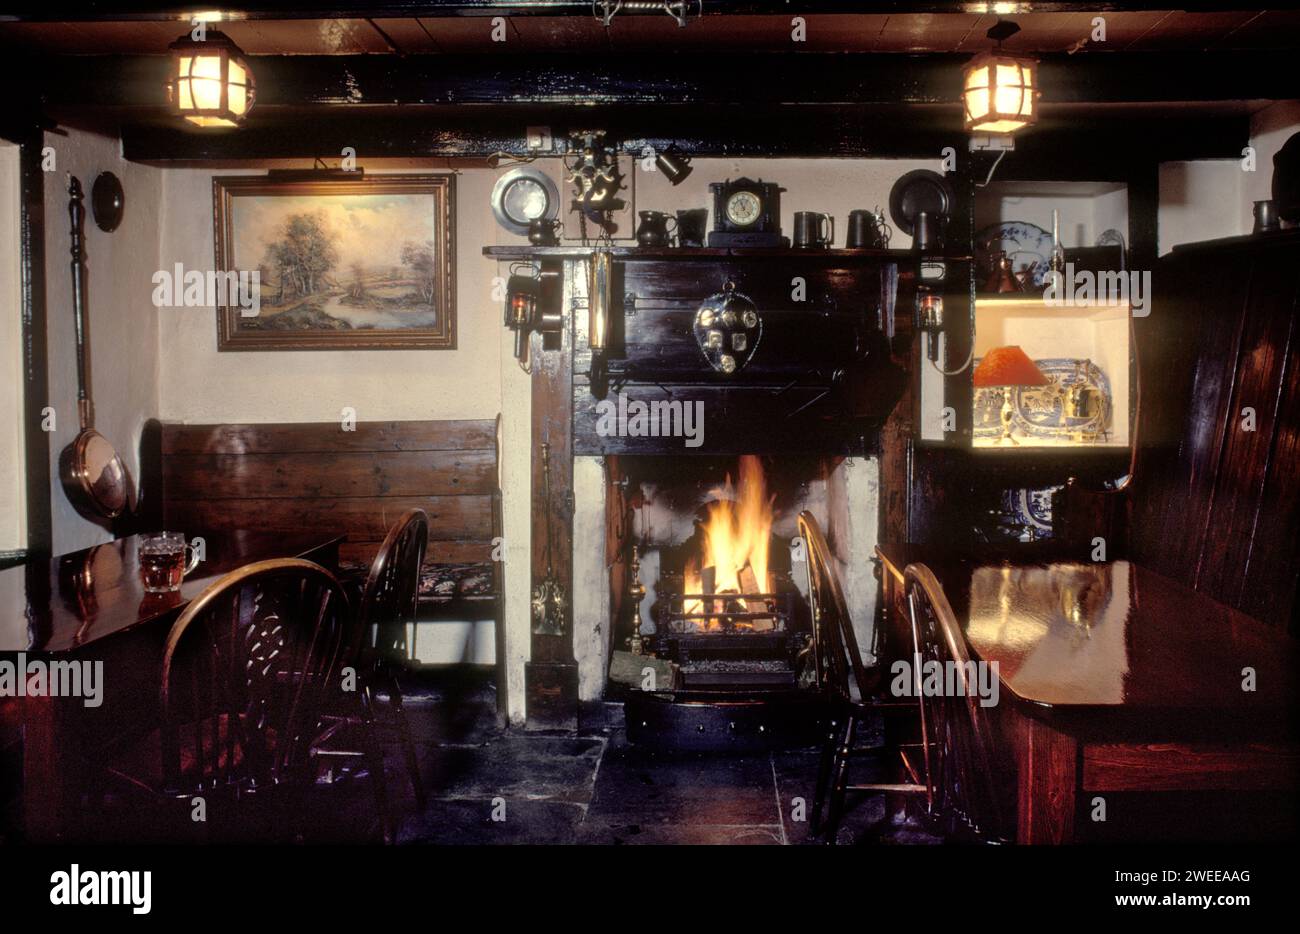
(679, 455, 777, 632)
(632, 455, 812, 690)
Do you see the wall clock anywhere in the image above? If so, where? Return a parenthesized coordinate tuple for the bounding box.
(707, 178, 788, 248)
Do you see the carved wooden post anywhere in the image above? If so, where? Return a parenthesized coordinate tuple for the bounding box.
(525, 257, 578, 730)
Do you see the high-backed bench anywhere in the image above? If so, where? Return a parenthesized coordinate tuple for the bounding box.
(156, 418, 502, 619)
(1059, 231, 1300, 634)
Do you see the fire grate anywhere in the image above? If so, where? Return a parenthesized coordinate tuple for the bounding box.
(650, 572, 808, 689)
(663, 590, 795, 634)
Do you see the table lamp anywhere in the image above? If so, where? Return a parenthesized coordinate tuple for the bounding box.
(973, 345, 1049, 445)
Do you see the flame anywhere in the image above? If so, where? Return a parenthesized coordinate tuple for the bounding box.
(684, 553, 703, 619)
(683, 456, 775, 629)
(705, 455, 773, 594)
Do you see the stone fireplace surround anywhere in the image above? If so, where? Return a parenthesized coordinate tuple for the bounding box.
(572, 454, 881, 702)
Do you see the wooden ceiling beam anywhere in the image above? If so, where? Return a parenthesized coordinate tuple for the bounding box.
(26, 50, 1300, 111)
(111, 107, 1248, 163)
(0, 3, 1273, 23)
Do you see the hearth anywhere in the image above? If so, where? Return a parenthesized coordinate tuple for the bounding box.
(606, 453, 853, 749)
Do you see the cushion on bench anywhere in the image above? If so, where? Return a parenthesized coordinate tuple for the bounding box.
(337, 559, 497, 601)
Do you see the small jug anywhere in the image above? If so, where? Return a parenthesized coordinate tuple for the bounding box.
(636, 211, 676, 247)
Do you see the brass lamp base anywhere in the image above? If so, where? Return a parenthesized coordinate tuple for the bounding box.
(998, 389, 1019, 445)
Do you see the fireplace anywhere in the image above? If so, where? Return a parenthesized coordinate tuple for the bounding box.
(599, 452, 876, 748)
(486, 244, 914, 731)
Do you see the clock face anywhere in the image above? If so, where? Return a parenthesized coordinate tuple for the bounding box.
(725, 190, 762, 227)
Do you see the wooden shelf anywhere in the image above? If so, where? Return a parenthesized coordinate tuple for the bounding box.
(483, 245, 967, 262)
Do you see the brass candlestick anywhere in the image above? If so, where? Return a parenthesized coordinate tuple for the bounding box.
(627, 545, 647, 654)
(531, 442, 568, 636)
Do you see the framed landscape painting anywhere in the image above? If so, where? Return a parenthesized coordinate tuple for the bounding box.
(213, 174, 455, 350)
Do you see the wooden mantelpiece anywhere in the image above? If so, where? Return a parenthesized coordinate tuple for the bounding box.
(486, 244, 926, 727)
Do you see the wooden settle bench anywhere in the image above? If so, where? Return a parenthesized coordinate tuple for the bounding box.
(153, 418, 502, 624)
(1057, 232, 1300, 634)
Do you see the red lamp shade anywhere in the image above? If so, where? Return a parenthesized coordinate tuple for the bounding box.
(973, 345, 1049, 388)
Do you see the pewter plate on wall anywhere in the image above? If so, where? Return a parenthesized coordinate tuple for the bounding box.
(490, 167, 560, 236)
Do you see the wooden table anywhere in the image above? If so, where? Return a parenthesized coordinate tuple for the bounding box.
(0, 530, 343, 841)
(876, 544, 1299, 844)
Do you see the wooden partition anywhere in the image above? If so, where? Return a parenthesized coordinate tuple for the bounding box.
(1061, 232, 1300, 633)
(158, 419, 501, 603)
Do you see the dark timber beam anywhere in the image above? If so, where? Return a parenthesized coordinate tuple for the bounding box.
(114, 108, 1249, 164)
(31, 52, 1300, 111)
(12, 127, 52, 561)
(0, 3, 1273, 23)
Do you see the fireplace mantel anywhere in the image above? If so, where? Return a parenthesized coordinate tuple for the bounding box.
(485, 245, 926, 728)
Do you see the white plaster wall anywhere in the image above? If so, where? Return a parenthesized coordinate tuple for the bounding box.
(1157, 100, 1300, 254)
(498, 321, 531, 723)
(44, 129, 162, 554)
(1157, 160, 1245, 254)
(1094, 186, 1129, 243)
(0, 143, 24, 552)
(830, 457, 881, 664)
(976, 184, 1129, 251)
(572, 456, 610, 701)
(152, 155, 933, 720)
(155, 163, 502, 423)
(1245, 100, 1300, 228)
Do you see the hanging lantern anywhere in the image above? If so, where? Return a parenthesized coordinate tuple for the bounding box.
(963, 20, 1038, 135)
(963, 52, 1038, 134)
(167, 29, 255, 127)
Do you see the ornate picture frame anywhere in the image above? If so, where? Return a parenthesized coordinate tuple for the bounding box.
(213, 174, 455, 350)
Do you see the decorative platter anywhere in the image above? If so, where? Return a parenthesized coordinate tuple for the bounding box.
(975, 220, 1054, 291)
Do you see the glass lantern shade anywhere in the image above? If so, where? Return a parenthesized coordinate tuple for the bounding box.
(168, 30, 255, 127)
(963, 52, 1038, 134)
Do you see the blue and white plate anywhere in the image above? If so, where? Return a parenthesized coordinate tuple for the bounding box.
(975, 221, 1054, 290)
(974, 358, 1114, 442)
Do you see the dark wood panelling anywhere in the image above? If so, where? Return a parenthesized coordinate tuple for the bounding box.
(570, 254, 906, 455)
(1068, 232, 1300, 633)
(572, 385, 881, 456)
(17, 128, 51, 558)
(161, 419, 496, 454)
(8, 11, 1300, 53)
(611, 258, 887, 380)
(527, 263, 578, 728)
(158, 420, 501, 587)
(162, 449, 495, 499)
(165, 495, 493, 541)
(219, 18, 393, 54)
(38, 52, 1300, 113)
(1243, 301, 1300, 626)
(1196, 258, 1298, 608)
(1013, 712, 1077, 846)
(1083, 742, 1300, 793)
(341, 538, 493, 568)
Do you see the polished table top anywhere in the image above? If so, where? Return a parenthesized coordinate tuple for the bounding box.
(876, 544, 1297, 718)
(0, 531, 344, 654)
